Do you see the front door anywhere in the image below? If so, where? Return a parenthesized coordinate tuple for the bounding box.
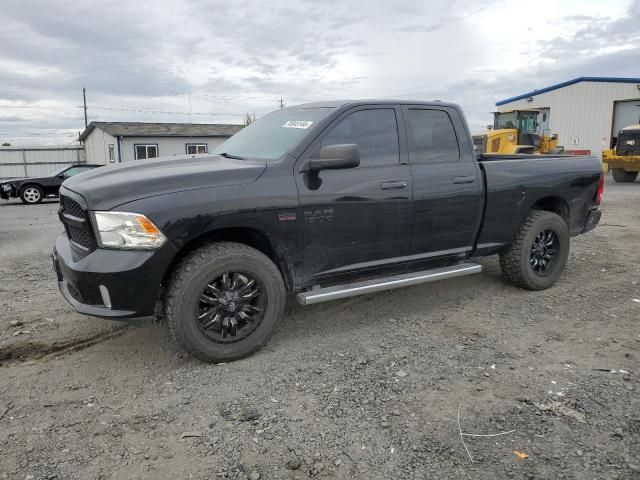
(403, 106, 483, 260)
(294, 106, 412, 285)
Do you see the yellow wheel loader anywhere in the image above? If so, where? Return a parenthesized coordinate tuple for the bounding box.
(472, 109, 563, 155)
(602, 124, 640, 183)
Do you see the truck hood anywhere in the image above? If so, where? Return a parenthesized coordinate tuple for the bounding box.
(63, 155, 267, 210)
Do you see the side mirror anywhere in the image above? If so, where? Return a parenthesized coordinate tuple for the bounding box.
(306, 144, 360, 172)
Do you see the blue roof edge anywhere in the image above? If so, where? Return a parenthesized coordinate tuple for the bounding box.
(495, 77, 640, 106)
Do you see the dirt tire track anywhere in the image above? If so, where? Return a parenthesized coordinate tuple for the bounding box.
(0, 326, 129, 364)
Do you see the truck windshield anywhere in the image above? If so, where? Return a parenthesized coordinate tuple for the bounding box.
(214, 108, 334, 160)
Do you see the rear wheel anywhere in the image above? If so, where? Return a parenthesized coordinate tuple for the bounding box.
(499, 211, 569, 290)
(165, 242, 285, 362)
(611, 168, 638, 183)
(20, 185, 44, 204)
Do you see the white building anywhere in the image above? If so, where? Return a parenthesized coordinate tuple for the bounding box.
(80, 122, 244, 165)
(496, 77, 640, 156)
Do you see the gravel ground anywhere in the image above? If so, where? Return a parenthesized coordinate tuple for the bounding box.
(0, 176, 639, 480)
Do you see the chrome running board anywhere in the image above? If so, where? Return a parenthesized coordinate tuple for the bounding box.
(296, 263, 482, 305)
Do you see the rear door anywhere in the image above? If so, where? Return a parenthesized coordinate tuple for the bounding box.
(294, 106, 412, 284)
(403, 106, 483, 260)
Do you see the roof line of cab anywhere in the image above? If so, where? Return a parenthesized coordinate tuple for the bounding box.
(287, 99, 456, 110)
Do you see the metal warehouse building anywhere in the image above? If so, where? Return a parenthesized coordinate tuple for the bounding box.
(0, 146, 85, 179)
(496, 77, 640, 157)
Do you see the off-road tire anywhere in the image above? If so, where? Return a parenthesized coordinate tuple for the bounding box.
(611, 168, 638, 183)
(165, 242, 285, 362)
(20, 184, 44, 204)
(499, 210, 569, 290)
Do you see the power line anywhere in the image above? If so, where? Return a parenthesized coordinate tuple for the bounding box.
(86, 105, 248, 116)
(0, 103, 253, 117)
(0, 133, 78, 137)
(0, 104, 71, 110)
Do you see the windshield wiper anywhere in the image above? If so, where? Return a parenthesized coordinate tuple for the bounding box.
(218, 152, 246, 160)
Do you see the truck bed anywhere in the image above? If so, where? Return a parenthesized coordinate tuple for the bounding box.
(473, 153, 602, 255)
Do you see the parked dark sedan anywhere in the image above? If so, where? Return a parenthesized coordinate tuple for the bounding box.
(0, 164, 101, 204)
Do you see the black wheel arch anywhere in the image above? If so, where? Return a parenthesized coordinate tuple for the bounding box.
(19, 182, 44, 195)
(161, 227, 294, 294)
(529, 196, 570, 227)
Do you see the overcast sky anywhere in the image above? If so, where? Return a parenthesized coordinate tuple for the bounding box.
(1, 0, 638, 145)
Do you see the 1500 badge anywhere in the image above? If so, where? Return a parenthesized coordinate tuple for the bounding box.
(303, 209, 334, 223)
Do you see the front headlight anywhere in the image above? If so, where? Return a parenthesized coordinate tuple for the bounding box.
(93, 211, 166, 249)
(1, 183, 11, 192)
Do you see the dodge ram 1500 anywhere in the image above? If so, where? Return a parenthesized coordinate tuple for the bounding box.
(53, 100, 603, 362)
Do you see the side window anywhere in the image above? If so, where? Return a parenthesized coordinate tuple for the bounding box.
(314, 109, 399, 166)
(405, 109, 459, 162)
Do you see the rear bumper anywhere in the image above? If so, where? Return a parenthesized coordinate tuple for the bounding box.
(582, 207, 602, 234)
(53, 233, 176, 320)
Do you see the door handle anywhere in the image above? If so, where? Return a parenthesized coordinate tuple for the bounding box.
(452, 176, 476, 184)
(380, 181, 408, 190)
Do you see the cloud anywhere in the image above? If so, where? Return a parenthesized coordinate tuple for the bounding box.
(0, 0, 637, 143)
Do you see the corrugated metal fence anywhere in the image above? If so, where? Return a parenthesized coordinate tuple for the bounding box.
(0, 147, 86, 179)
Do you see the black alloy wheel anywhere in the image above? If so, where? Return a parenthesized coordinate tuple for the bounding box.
(529, 229, 559, 276)
(165, 242, 286, 362)
(197, 271, 266, 343)
(499, 210, 570, 290)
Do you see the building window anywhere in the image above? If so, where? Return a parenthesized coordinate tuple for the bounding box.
(108, 144, 115, 163)
(135, 144, 158, 160)
(186, 143, 208, 155)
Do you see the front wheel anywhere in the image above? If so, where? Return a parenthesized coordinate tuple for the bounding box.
(499, 211, 570, 290)
(611, 168, 638, 183)
(165, 242, 286, 362)
(20, 185, 44, 204)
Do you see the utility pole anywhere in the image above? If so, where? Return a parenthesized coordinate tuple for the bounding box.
(279, 97, 285, 109)
(82, 87, 88, 128)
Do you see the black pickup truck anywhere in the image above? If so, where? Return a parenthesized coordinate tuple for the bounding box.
(53, 100, 603, 362)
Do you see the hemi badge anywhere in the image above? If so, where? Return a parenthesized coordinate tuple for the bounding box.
(278, 212, 297, 222)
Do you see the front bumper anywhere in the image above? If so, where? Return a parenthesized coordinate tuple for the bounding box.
(53, 233, 175, 320)
(0, 184, 15, 199)
(582, 207, 602, 234)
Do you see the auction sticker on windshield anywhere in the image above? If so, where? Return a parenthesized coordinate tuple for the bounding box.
(282, 120, 313, 129)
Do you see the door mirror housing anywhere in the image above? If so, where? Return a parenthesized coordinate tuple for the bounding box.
(305, 144, 360, 172)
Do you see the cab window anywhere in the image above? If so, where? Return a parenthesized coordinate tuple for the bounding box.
(314, 109, 400, 166)
(405, 109, 460, 162)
